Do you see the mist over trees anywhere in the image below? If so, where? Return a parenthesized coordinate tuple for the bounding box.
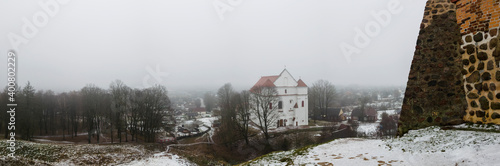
(0, 81, 174, 143)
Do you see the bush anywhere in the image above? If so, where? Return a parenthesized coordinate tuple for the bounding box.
(379, 112, 397, 137)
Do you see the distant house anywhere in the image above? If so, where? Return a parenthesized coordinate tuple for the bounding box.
(351, 108, 361, 121)
(364, 107, 377, 122)
(351, 107, 377, 122)
(186, 112, 198, 120)
(192, 107, 207, 118)
(186, 107, 207, 119)
(313, 108, 345, 122)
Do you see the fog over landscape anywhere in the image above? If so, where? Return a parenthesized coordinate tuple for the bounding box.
(0, 0, 427, 92)
(5, 1, 500, 166)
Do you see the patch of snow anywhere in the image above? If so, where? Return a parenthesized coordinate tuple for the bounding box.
(32, 139, 74, 144)
(198, 117, 216, 127)
(121, 152, 195, 166)
(453, 123, 500, 131)
(377, 110, 396, 120)
(199, 126, 208, 132)
(356, 123, 378, 136)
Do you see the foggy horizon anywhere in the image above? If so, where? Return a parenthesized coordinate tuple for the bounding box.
(0, 0, 427, 92)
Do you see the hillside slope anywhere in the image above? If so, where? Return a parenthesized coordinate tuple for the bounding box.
(241, 125, 500, 166)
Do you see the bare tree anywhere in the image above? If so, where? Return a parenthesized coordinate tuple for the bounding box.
(0, 87, 8, 139)
(68, 91, 81, 138)
(203, 92, 216, 112)
(379, 112, 396, 136)
(110, 80, 131, 143)
(251, 86, 279, 141)
(56, 92, 69, 140)
(309, 80, 336, 123)
(97, 91, 112, 143)
(35, 90, 45, 136)
(358, 96, 370, 122)
(42, 90, 57, 135)
(233, 90, 252, 145)
(141, 85, 171, 143)
(129, 89, 142, 142)
(81, 84, 105, 144)
(215, 83, 238, 147)
(194, 98, 202, 108)
(19, 82, 36, 140)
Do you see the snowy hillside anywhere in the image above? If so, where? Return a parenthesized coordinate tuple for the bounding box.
(2, 124, 499, 165)
(122, 152, 195, 166)
(241, 126, 500, 166)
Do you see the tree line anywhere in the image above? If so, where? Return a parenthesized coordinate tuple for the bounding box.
(0, 80, 174, 143)
(214, 83, 279, 147)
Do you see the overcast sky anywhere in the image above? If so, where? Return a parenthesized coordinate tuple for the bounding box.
(0, 0, 427, 92)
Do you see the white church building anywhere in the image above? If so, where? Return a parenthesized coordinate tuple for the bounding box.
(250, 69, 308, 128)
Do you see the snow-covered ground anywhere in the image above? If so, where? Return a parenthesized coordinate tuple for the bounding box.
(176, 117, 216, 137)
(6, 120, 499, 166)
(198, 117, 216, 128)
(121, 152, 195, 166)
(122, 117, 218, 166)
(356, 123, 378, 136)
(32, 139, 75, 144)
(198, 117, 216, 135)
(377, 110, 397, 120)
(243, 126, 500, 166)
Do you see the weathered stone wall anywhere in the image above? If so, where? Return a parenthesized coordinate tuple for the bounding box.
(398, 0, 467, 136)
(457, 0, 500, 124)
(399, 0, 500, 136)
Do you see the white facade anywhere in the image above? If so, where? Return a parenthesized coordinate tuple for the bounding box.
(250, 69, 308, 128)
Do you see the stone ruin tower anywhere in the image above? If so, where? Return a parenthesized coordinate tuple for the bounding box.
(398, 0, 500, 136)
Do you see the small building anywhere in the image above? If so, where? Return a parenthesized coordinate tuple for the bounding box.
(250, 69, 309, 128)
(351, 107, 378, 122)
(192, 107, 207, 118)
(365, 107, 377, 122)
(312, 108, 346, 122)
(186, 112, 198, 120)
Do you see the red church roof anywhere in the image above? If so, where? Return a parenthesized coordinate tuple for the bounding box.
(251, 70, 307, 92)
(255, 76, 279, 86)
(297, 79, 308, 87)
(251, 75, 279, 92)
